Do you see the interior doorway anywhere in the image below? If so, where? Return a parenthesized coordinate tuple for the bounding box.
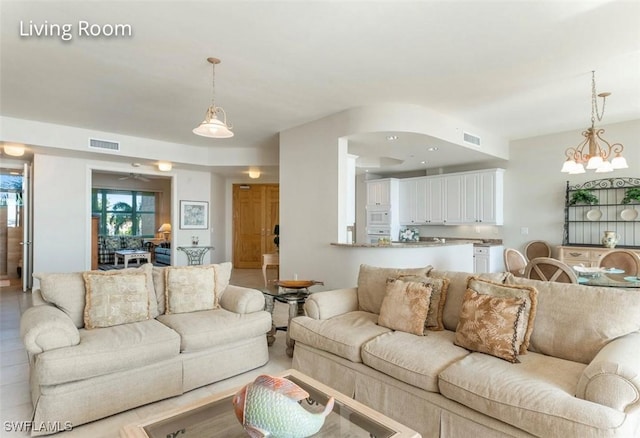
(232, 184, 279, 269)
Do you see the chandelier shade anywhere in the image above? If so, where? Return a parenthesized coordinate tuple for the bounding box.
(193, 57, 233, 139)
(560, 71, 627, 174)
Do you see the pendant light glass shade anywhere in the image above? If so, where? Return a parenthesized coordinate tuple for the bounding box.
(193, 57, 233, 139)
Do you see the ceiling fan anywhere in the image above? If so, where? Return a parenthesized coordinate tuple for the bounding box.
(118, 173, 151, 182)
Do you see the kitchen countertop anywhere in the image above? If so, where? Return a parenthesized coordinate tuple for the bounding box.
(331, 240, 478, 248)
(332, 238, 503, 248)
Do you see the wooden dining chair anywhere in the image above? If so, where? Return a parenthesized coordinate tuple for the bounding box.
(524, 240, 552, 262)
(504, 248, 528, 277)
(524, 257, 578, 283)
(598, 250, 640, 277)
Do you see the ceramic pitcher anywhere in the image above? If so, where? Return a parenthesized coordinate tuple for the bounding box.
(601, 231, 620, 248)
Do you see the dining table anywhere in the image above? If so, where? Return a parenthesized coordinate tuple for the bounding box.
(577, 272, 640, 288)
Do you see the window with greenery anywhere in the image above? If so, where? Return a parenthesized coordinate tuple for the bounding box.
(92, 189, 156, 236)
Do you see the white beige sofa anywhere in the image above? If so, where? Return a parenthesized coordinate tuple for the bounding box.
(20, 263, 271, 436)
(290, 264, 640, 437)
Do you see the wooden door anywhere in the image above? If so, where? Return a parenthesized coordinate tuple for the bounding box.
(233, 184, 279, 269)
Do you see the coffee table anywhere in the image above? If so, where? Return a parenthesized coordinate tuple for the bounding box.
(114, 250, 151, 268)
(121, 369, 420, 438)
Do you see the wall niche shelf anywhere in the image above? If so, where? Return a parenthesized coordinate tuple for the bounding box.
(563, 177, 640, 248)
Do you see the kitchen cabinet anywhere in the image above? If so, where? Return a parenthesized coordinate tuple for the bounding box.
(462, 170, 504, 225)
(473, 245, 504, 273)
(366, 179, 397, 206)
(399, 178, 427, 224)
(443, 174, 464, 224)
(397, 169, 504, 226)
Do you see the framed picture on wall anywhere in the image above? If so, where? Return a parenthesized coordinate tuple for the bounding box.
(180, 200, 208, 229)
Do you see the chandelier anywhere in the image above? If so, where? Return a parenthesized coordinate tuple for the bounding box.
(193, 57, 234, 139)
(560, 71, 627, 174)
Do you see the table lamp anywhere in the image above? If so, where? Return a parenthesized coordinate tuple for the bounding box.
(158, 223, 172, 241)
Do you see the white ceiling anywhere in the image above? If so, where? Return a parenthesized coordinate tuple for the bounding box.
(1, 1, 639, 174)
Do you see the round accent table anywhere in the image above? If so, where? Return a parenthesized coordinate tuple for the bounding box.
(263, 280, 323, 357)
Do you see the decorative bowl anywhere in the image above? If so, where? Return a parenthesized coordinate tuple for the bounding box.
(276, 280, 320, 289)
(573, 265, 604, 278)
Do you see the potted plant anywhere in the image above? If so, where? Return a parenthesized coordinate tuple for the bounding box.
(621, 188, 640, 204)
(569, 189, 599, 206)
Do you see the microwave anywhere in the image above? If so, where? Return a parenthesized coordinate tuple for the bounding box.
(366, 207, 391, 226)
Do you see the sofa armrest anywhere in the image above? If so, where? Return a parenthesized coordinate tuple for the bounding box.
(304, 287, 358, 320)
(20, 305, 80, 354)
(220, 285, 265, 314)
(576, 331, 640, 413)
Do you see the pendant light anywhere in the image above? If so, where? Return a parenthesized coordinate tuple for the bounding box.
(193, 57, 234, 139)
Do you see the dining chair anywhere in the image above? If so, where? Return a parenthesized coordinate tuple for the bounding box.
(598, 250, 640, 277)
(524, 240, 552, 262)
(524, 257, 578, 283)
(504, 248, 528, 277)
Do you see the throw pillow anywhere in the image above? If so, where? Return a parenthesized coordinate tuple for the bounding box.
(398, 275, 449, 331)
(454, 289, 527, 363)
(467, 277, 538, 354)
(378, 278, 433, 336)
(34, 263, 158, 328)
(357, 264, 433, 314)
(104, 236, 121, 251)
(165, 265, 217, 314)
(83, 271, 151, 329)
(123, 236, 143, 250)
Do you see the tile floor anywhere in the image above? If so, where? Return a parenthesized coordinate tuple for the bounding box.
(0, 268, 292, 437)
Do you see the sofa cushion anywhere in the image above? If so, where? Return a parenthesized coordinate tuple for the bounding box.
(35, 319, 180, 386)
(34, 263, 158, 328)
(362, 330, 469, 392)
(398, 275, 449, 331)
(506, 274, 640, 364)
(103, 236, 121, 251)
(289, 311, 392, 362)
(454, 289, 527, 363)
(154, 263, 233, 314)
(357, 264, 433, 314)
(467, 277, 537, 354)
(83, 271, 150, 329)
(165, 265, 217, 314)
(438, 352, 627, 437)
(429, 270, 508, 332)
(378, 278, 432, 336)
(157, 308, 272, 352)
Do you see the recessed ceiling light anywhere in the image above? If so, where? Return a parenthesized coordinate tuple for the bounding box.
(386, 135, 398, 141)
(427, 147, 438, 152)
(420, 161, 426, 165)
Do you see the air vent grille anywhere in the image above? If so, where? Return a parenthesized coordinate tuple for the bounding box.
(89, 138, 120, 152)
(463, 132, 481, 147)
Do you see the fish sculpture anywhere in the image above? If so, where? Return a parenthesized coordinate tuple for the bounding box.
(232, 374, 335, 438)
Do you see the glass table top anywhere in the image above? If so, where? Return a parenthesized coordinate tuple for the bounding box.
(122, 370, 420, 438)
(577, 273, 640, 288)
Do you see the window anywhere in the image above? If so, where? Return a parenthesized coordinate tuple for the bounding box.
(92, 189, 156, 236)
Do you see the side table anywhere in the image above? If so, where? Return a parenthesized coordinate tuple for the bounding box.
(177, 246, 214, 265)
(263, 280, 323, 357)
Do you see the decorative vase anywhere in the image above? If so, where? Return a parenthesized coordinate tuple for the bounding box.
(601, 231, 620, 248)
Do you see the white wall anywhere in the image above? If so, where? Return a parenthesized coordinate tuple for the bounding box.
(280, 103, 509, 289)
(503, 119, 640, 256)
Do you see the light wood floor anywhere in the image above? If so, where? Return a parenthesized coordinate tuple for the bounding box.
(0, 268, 291, 438)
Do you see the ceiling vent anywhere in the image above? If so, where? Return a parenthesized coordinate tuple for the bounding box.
(89, 138, 120, 152)
(463, 132, 481, 147)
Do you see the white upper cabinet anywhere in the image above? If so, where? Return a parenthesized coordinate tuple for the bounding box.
(462, 170, 504, 225)
(399, 178, 428, 225)
(397, 169, 504, 226)
(443, 174, 464, 224)
(366, 179, 393, 206)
